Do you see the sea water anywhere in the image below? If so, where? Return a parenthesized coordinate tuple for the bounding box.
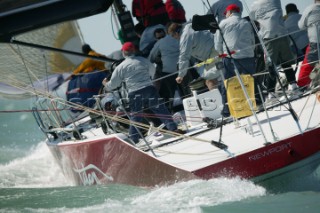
(1, 98, 320, 213)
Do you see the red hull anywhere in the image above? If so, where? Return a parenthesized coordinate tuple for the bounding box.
(48, 127, 320, 187)
(193, 128, 320, 180)
(48, 136, 196, 187)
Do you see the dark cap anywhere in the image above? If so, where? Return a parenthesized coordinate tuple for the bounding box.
(82, 44, 92, 54)
(286, 3, 299, 14)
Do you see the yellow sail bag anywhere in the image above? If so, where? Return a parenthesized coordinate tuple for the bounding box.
(224, 75, 256, 119)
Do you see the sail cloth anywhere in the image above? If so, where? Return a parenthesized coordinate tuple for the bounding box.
(0, 0, 114, 99)
(225, 75, 256, 119)
(0, 21, 83, 98)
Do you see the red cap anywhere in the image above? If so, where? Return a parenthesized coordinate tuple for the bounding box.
(224, 4, 240, 15)
(121, 42, 136, 51)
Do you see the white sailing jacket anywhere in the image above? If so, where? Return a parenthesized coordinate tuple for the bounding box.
(250, 0, 287, 39)
(215, 13, 255, 59)
(105, 55, 155, 93)
(178, 23, 215, 77)
(298, 3, 320, 44)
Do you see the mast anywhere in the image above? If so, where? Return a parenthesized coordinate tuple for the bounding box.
(112, 0, 139, 46)
(113, 0, 126, 13)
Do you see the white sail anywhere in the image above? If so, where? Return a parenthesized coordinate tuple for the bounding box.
(0, 22, 83, 98)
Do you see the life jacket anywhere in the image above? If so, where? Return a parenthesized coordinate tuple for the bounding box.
(72, 51, 106, 74)
(165, 0, 186, 23)
(132, 0, 169, 27)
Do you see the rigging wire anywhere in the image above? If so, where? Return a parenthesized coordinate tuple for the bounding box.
(42, 51, 49, 94)
(0, 0, 318, 150)
(200, 0, 210, 13)
(9, 78, 320, 158)
(4, 16, 317, 144)
(3, 51, 320, 150)
(3, 46, 316, 121)
(4, 37, 317, 120)
(5, 78, 218, 144)
(154, 148, 223, 156)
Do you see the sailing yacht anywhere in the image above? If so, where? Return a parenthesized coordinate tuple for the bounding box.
(0, 0, 319, 187)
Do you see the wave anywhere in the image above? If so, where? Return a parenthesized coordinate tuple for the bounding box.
(44, 178, 266, 213)
(0, 141, 72, 188)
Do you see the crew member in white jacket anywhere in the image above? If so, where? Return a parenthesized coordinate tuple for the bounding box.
(215, 4, 256, 117)
(102, 42, 179, 144)
(176, 23, 221, 91)
(250, 0, 299, 101)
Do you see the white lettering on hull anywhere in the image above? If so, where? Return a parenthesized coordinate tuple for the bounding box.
(249, 142, 292, 161)
(73, 164, 113, 186)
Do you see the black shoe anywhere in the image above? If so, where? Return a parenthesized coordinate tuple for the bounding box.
(173, 129, 186, 134)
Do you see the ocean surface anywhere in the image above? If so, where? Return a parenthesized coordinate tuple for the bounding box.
(1, 97, 320, 213)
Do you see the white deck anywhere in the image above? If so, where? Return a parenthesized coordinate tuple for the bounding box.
(148, 93, 320, 172)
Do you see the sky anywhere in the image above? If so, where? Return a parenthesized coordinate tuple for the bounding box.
(78, 0, 313, 56)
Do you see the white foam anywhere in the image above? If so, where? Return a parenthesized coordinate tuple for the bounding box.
(0, 141, 72, 188)
(59, 178, 266, 213)
(129, 178, 266, 212)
